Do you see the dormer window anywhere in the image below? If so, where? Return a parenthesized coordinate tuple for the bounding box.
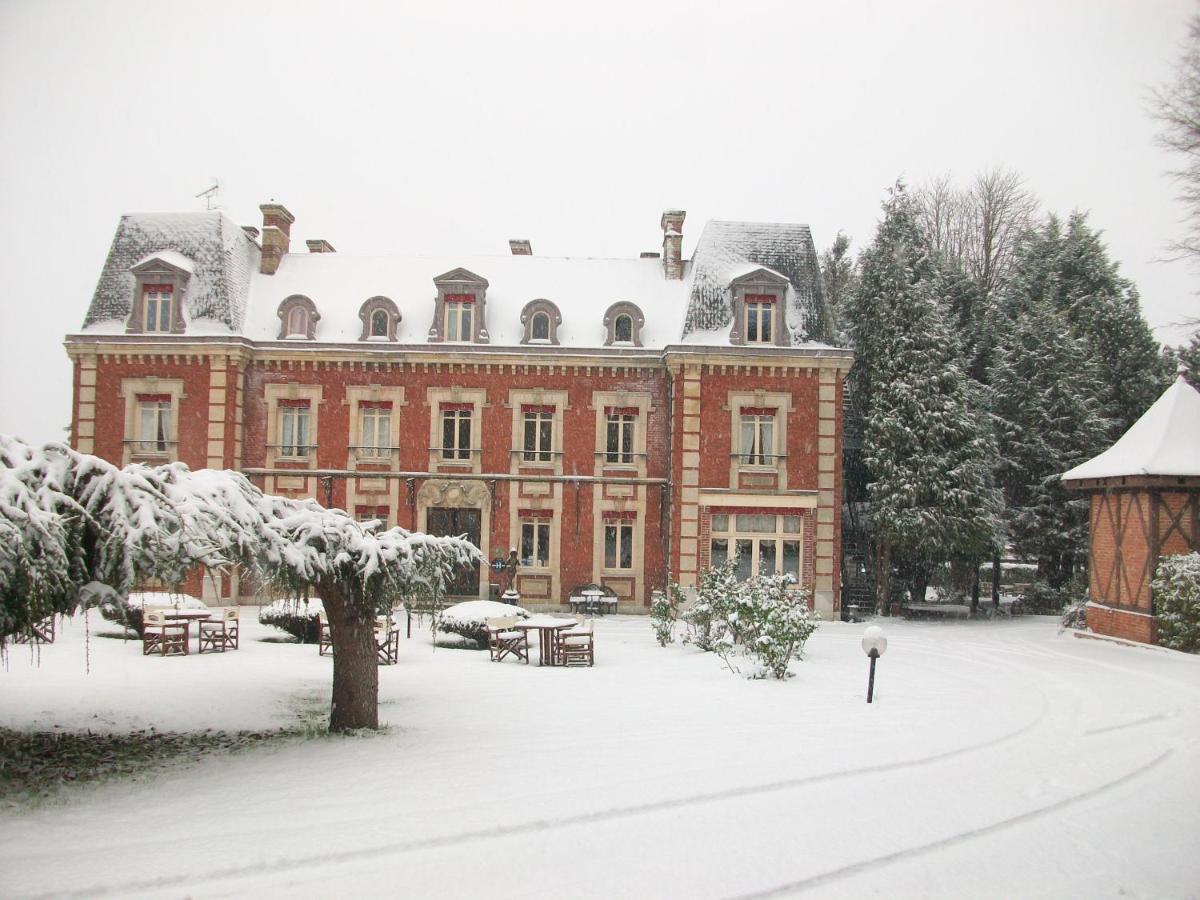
(745, 295, 775, 343)
(287, 306, 308, 337)
(729, 268, 789, 347)
(357, 296, 400, 341)
(520, 299, 562, 345)
(143, 285, 173, 333)
(276, 295, 320, 340)
(445, 295, 475, 342)
(370, 309, 388, 337)
(603, 301, 645, 347)
(125, 252, 191, 335)
(429, 268, 490, 344)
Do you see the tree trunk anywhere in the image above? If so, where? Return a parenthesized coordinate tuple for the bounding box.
(991, 552, 1001, 611)
(970, 562, 980, 614)
(320, 579, 379, 732)
(876, 541, 892, 615)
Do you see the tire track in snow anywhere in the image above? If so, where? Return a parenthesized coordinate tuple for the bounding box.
(36, 699, 1050, 900)
(728, 747, 1174, 899)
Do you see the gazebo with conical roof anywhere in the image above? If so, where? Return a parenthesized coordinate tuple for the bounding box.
(1061, 374, 1200, 644)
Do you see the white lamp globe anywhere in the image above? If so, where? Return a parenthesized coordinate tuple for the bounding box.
(862, 625, 887, 657)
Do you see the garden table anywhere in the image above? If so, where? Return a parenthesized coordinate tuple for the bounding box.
(514, 615, 576, 667)
(162, 609, 214, 654)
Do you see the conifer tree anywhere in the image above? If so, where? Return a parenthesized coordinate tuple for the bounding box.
(847, 183, 1002, 608)
(988, 300, 1110, 588)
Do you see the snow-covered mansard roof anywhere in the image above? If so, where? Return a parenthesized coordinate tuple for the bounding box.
(84, 212, 258, 332)
(79, 211, 839, 349)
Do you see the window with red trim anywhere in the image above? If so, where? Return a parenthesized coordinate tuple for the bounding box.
(519, 511, 552, 567)
(278, 401, 311, 457)
(143, 285, 173, 333)
(605, 407, 638, 464)
(521, 404, 554, 463)
(358, 402, 392, 458)
(444, 294, 475, 342)
(744, 294, 775, 343)
(441, 404, 472, 460)
(739, 407, 776, 465)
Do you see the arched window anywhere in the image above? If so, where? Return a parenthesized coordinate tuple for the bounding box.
(603, 302, 645, 347)
(287, 306, 308, 337)
(277, 295, 320, 340)
(614, 314, 633, 343)
(519, 299, 562, 345)
(356, 296, 400, 342)
(370, 308, 389, 337)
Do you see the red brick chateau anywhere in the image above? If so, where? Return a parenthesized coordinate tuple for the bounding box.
(66, 204, 851, 615)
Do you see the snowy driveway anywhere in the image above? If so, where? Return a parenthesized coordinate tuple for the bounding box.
(2, 614, 1198, 898)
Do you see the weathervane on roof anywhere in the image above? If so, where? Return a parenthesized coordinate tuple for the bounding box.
(195, 179, 221, 210)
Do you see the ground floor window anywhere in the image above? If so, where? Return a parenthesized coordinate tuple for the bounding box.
(520, 514, 551, 568)
(709, 513, 803, 582)
(603, 517, 634, 569)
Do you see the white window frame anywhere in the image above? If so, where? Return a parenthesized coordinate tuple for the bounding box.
(278, 404, 311, 458)
(520, 518, 552, 568)
(522, 409, 554, 463)
(709, 513, 804, 583)
(444, 301, 474, 343)
(358, 405, 391, 459)
(286, 305, 309, 338)
(605, 412, 636, 465)
(143, 288, 172, 333)
(739, 414, 776, 466)
(745, 299, 774, 344)
(137, 398, 172, 453)
(603, 519, 635, 570)
(441, 407, 473, 460)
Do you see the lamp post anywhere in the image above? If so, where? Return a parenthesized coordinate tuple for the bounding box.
(861, 625, 887, 703)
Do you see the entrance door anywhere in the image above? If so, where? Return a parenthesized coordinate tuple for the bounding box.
(426, 507, 482, 596)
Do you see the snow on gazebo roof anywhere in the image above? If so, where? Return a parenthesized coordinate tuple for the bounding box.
(1062, 375, 1200, 482)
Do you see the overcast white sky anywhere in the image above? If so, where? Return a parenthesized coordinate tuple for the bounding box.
(1, 0, 1196, 445)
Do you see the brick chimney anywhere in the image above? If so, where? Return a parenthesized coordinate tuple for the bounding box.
(259, 203, 295, 275)
(509, 239, 532, 256)
(242, 225, 260, 240)
(306, 239, 336, 253)
(661, 210, 685, 280)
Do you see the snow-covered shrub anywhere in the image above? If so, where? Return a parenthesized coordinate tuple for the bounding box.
(96, 591, 207, 637)
(680, 559, 818, 679)
(650, 586, 682, 646)
(681, 558, 740, 651)
(734, 576, 819, 679)
(259, 597, 325, 643)
(435, 600, 530, 648)
(1058, 599, 1089, 633)
(1154, 552, 1200, 653)
(1021, 578, 1085, 614)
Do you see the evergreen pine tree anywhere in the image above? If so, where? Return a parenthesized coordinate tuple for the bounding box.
(847, 183, 1002, 608)
(989, 299, 1110, 588)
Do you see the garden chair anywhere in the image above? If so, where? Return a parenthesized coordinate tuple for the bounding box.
(486, 616, 528, 663)
(376, 615, 399, 665)
(198, 607, 239, 653)
(318, 611, 334, 656)
(555, 618, 594, 667)
(142, 609, 188, 656)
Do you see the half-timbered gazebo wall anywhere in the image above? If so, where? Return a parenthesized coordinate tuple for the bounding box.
(1080, 477, 1200, 644)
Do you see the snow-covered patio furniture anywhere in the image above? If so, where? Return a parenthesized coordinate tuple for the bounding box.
(567, 583, 618, 615)
(142, 609, 188, 656)
(198, 607, 240, 653)
(514, 615, 576, 666)
(318, 611, 334, 657)
(554, 618, 595, 667)
(486, 616, 529, 663)
(376, 616, 399, 666)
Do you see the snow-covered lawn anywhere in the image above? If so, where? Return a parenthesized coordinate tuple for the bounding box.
(2, 613, 1198, 898)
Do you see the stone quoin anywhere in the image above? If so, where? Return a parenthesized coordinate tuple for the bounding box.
(66, 204, 851, 615)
